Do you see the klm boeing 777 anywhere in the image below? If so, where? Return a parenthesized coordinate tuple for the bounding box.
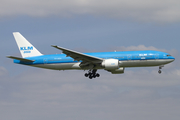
(7, 32, 175, 79)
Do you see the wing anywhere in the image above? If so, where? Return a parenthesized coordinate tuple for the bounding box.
(51, 45, 103, 63)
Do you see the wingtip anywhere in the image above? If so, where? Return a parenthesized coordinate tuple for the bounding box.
(51, 45, 58, 48)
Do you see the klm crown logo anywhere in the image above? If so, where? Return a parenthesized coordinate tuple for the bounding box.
(20, 46, 33, 51)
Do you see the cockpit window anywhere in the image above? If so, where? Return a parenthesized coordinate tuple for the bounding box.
(167, 54, 171, 56)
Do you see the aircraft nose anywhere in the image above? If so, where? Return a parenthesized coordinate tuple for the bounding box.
(170, 56, 175, 62)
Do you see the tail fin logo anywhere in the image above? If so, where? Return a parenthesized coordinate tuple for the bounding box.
(20, 46, 33, 53)
(20, 46, 33, 50)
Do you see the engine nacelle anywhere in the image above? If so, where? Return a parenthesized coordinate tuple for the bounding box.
(101, 59, 119, 70)
(110, 67, 125, 74)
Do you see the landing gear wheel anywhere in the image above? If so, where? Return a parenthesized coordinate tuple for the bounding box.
(96, 73, 100, 77)
(89, 75, 93, 79)
(85, 73, 89, 77)
(158, 70, 162, 74)
(85, 69, 100, 79)
(158, 65, 164, 74)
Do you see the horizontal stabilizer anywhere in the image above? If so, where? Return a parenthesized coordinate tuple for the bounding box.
(7, 56, 35, 62)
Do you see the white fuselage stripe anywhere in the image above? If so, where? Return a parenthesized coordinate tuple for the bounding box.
(30, 59, 174, 70)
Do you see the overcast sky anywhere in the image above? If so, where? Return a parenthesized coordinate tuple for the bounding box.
(0, 0, 180, 120)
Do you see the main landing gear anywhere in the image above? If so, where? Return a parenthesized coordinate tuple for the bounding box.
(158, 65, 164, 74)
(84, 69, 100, 79)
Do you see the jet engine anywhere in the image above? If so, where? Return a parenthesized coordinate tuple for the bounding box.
(101, 59, 119, 70)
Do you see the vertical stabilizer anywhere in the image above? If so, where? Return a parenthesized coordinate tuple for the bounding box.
(13, 32, 43, 58)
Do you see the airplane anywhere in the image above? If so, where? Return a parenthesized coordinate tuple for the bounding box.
(7, 32, 175, 79)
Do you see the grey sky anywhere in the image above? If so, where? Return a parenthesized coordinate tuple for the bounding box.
(0, 0, 180, 120)
(1, 0, 180, 22)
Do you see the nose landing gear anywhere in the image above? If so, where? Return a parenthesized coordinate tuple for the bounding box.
(158, 70, 162, 74)
(158, 65, 164, 74)
(84, 69, 100, 79)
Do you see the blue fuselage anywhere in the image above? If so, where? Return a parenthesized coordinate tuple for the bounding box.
(14, 50, 175, 70)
